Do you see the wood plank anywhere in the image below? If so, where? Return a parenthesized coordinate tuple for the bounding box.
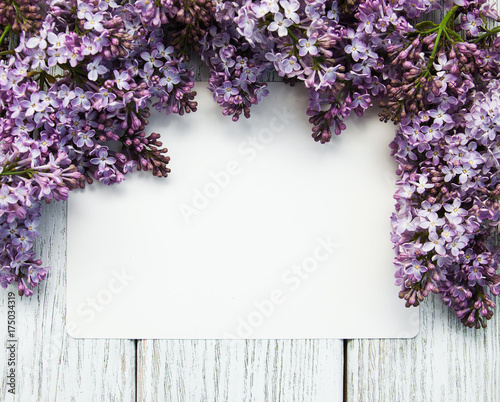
(346, 296, 500, 402)
(0, 201, 136, 401)
(137, 339, 343, 401)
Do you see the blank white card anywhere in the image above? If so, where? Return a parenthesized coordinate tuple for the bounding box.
(66, 83, 419, 339)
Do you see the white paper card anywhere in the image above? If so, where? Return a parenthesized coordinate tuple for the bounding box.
(66, 83, 419, 339)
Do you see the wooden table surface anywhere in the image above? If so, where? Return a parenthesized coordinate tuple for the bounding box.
(2, 4, 500, 399)
(0, 202, 499, 401)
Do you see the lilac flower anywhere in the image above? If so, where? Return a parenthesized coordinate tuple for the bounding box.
(240, 67, 257, 83)
(71, 88, 93, 110)
(447, 236, 467, 257)
(20, 92, 44, 117)
(87, 57, 108, 81)
(77, 2, 94, 19)
(47, 32, 66, 50)
(57, 85, 76, 108)
(454, 163, 475, 184)
(81, 37, 98, 56)
(113, 70, 130, 90)
(349, 93, 371, 109)
(345, 39, 367, 62)
(12, 118, 34, 136)
(156, 44, 173, 60)
(263, 0, 279, 13)
(76, 130, 95, 148)
(268, 13, 293, 37)
(444, 199, 467, 221)
(98, 0, 118, 11)
(218, 81, 239, 102)
(280, 0, 300, 24)
(468, 265, 485, 286)
(39, 133, 53, 153)
(406, 259, 427, 281)
(90, 147, 116, 171)
(47, 47, 67, 67)
(422, 231, 447, 255)
(279, 56, 301, 75)
(419, 212, 445, 231)
(252, 4, 270, 18)
(429, 109, 453, 126)
(395, 213, 418, 234)
(358, 13, 375, 34)
(84, 12, 104, 32)
(93, 88, 117, 109)
(161, 69, 181, 92)
(141, 50, 163, 69)
(26, 30, 47, 50)
(255, 86, 269, 103)
(410, 175, 434, 194)
(298, 38, 318, 57)
(462, 13, 482, 36)
(0, 186, 18, 210)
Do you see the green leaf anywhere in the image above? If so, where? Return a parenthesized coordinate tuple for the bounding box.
(446, 28, 463, 42)
(415, 21, 438, 32)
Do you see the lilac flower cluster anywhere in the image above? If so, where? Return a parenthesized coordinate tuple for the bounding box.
(0, 140, 79, 296)
(207, 0, 500, 327)
(200, 15, 271, 122)
(0, 0, 43, 35)
(134, 0, 215, 57)
(392, 79, 500, 328)
(0, 0, 201, 295)
(206, 1, 500, 142)
(204, 0, 458, 143)
(387, 0, 500, 327)
(2, 0, 500, 329)
(380, 1, 500, 124)
(207, 0, 362, 141)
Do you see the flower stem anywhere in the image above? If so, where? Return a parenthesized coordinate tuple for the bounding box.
(474, 25, 500, 43)
(427, 5, 459, 68)
(12, 1, 27, 23)
(0, 25, 12, 46)
(0, 169, 34, 178)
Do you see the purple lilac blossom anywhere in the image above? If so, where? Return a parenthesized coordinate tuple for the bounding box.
(2, 0, 500, 330)
(0, 0, 206, 295)
(391, 79, 500, 329)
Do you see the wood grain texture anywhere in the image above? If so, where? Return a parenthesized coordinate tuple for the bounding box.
(346, 295, 500, 402)
(0, 202, 136, 402)
(137, 339, 343, 402)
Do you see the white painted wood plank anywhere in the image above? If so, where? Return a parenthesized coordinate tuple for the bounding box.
(0, 201, 136, 402)
(137, 339, 343, 402)
(346, 296, 500, 402)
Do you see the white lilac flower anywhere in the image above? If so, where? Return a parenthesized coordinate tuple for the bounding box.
(422, 231, 447, 255)
(87, 57, 109, 81)
(344, 38, 367, 62)
(298, 38, 318, 56)
(268, 12, 292, 37)
(419, 212, 445, 231)
(280, 0, 300, 24)
(410, 175, 434, 194)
